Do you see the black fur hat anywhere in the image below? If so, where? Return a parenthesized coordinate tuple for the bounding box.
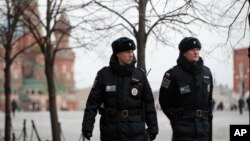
(178, 37, 201, 54)
(111, 37, 136, 54)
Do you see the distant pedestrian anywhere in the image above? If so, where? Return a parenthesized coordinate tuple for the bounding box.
(212, 99, 216, 111)
(238, 97, 245, 115)
(11, 100, 17, 117)
(217, 102, 224, 111)
(230, 104, 237, 111)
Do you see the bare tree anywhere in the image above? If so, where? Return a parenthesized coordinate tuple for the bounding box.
(88, 0, 220, 71)
(18, 1, 67, 140)
(218, 1, 249, 86)
(0, 0, 36, 140)
(226, 0, 249, 60)
(18, 0, 93, 140)
(225, 0, 249, 122)
(217, 0, 249, 46)
(218, 0, 249, 123)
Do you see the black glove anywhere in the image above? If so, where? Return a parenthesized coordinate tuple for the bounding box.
(82, 130, 92, 140)
(149, 133, 157, 141)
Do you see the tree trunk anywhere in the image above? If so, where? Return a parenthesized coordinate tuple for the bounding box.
(45, 54, 61, 141)
(247, 0, 250, 124)
(4, 51, 12, 141)
(136, 0, 148, 71)
(136, 39, 146, 71)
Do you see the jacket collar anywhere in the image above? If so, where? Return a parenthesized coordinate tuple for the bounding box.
(177, 55, 203, 75)
(109, 53, 137, 76)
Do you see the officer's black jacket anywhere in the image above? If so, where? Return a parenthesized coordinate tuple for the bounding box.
(82, 54, 158, 141)
(159, 56, 213, 141)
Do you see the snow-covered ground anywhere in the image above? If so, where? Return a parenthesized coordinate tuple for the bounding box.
(0, 110, 249, 141)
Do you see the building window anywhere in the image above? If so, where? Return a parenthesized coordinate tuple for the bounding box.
(62, 65, 67, 73)
(0, 71, 3, 78)
(12, 70, 17, 79)
(31, 90, 35, 95)
(66, 72, 71, 80)
(38, 90, 43, 95)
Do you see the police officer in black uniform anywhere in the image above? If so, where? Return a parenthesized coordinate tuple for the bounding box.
(159, 37, 213, 141)
(82, 37, 159, 141)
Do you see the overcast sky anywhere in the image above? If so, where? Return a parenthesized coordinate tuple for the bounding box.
(35, 0, 250, 91)
(73, 32, 249, 91)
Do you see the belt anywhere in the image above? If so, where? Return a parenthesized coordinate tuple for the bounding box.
(99, 108, 142, 118)
(117, 109, 142, 117)
(170, 109, 209, 118)
(181, 110, 209, 118)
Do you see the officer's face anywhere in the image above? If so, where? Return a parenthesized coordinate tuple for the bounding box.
(116, 50, 134, 65)
(183, 48, 200, 63)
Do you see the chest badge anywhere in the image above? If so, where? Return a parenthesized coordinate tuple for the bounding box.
(180, 85, 191, 94)
(131, 88, 138, 96)
(106, 85, 116, 92)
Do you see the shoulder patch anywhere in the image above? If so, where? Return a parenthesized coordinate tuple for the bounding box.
(161, 77, 171, 89)
(161, 72, 171, 89)
(165, 72, 171, 78)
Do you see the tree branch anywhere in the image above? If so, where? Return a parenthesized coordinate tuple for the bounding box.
(226, 0, 248, 43)
(94, 0, 137, 34)
(10, 41, 37, 63)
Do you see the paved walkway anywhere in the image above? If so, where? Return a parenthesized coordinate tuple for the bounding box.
(0, 110, 249, 141)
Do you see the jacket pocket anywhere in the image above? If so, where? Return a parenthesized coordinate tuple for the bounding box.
(202, 119, 210, 136)
(128, 116, 145, 136)
(100, 121, 119, 140)
(172, 119, 196, 137)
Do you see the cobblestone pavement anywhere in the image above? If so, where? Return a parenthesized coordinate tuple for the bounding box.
(0, 110, 249, 141)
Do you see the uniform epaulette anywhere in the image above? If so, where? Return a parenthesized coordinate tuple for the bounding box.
(170, 65, 178, 70)
(166, 65, 180, 77)
(168, 65, 178, 72)
(203, 65, 210, 71)
(203, 65, 211, 74)
(100, 66, 106, 70)
(98, 66, 110, 74)
(99, 66, 107, 71)
(136, 67, 146, 73)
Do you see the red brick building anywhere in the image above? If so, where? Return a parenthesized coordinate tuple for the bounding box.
(233, 48, 249, 95)
(0, 1, 75, 111)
